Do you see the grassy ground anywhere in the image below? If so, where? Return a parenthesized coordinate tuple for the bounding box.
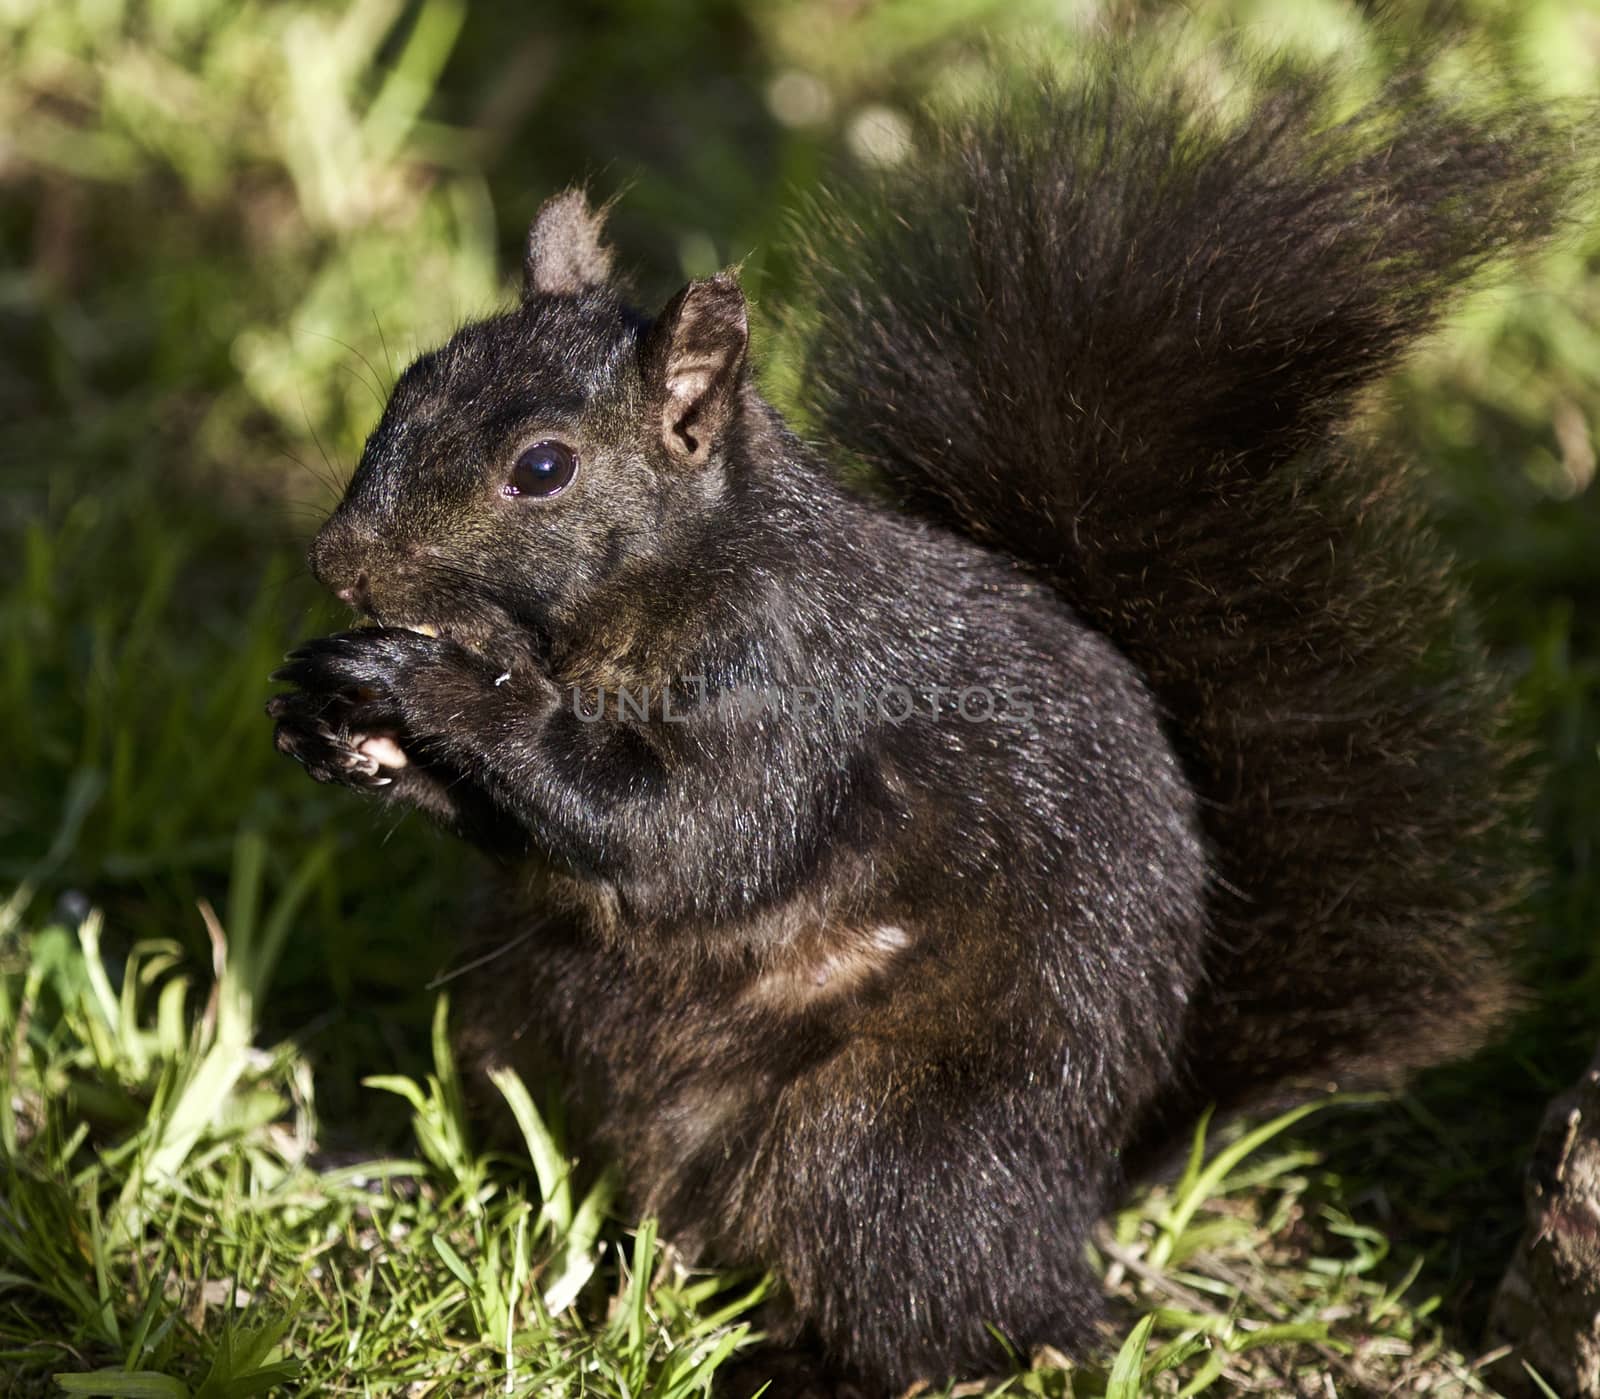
(2, 1, 1597, 1394)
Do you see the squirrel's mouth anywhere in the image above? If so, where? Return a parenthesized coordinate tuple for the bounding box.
(360, 615, 445, 640)
(387, 617, 506, 668)
(364, 615, 464, 648)
(400, 619, 482, 655)
(363, 612, 535, 673)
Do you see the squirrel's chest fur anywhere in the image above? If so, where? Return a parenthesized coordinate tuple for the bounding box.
(455, 544, 1209, 1262)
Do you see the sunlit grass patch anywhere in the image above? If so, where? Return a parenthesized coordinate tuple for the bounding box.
(0, 890, 767, 1395)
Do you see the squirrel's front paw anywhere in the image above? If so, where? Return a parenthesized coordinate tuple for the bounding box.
(266, 691, 397, 789)
(274, 628, 422, 715)
(268, 626, 499, 761)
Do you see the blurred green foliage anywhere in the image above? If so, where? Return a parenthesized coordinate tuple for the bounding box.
(0, 0, 1597, 1392)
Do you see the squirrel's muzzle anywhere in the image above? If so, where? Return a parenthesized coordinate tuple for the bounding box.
(309, 514, 379, 615)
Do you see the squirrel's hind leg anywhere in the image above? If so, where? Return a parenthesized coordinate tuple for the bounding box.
(713, 1340, 873, 1399)
(722, 1028, 1114, 1393)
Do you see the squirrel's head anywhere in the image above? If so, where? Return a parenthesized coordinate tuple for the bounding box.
(309, 189, 753, 670)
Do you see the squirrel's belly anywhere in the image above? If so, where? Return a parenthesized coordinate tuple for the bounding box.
(741, 920, 914, 1013)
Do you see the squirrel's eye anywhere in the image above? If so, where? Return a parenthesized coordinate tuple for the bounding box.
(505, 440, 578, 499)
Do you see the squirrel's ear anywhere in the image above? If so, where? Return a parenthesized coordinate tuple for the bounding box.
(642, 273, 749, 467)
(523, 189, 614, 299)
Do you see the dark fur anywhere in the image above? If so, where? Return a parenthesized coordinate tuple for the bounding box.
(797, 62, 1582, 1118)
(268, 52, 1577, 1394)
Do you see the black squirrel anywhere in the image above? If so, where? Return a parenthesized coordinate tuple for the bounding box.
(267, 49, 1579, 1394)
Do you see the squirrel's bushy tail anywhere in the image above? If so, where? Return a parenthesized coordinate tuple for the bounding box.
(797, 54, 1579, 1106)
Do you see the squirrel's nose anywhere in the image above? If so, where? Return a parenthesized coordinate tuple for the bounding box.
(335, 570, 371, 611)
(308, 518, 377, 613)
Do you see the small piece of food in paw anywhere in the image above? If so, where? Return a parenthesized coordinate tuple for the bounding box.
(357, 734, 410, 769)
(341, 747, 381, 777)
(409, 622, 440, 638)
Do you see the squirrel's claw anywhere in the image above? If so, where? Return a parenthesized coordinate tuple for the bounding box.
(267, 685, 398, 790)
(271, 710, 392, 789)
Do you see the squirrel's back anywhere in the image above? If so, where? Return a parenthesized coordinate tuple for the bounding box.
(797, 53, 1580, 1109)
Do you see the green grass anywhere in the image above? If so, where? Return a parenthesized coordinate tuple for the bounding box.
(2, 0, 1598, 1394)
(1, 894, 767, 1393)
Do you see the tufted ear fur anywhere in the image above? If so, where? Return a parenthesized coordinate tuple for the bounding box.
(641, 273, 749, 466)
(523, 189, 615, 298)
